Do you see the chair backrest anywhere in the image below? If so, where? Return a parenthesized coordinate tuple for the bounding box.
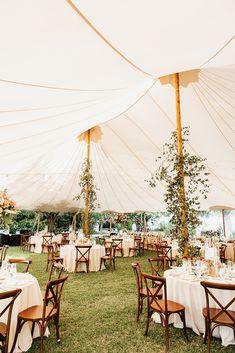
(42, 235, 53, 246)
(131, 262, 143, 292)
(61, 233, 70, 245)
(51, 241, 59, 254)
(156, 245, 172, 259)
(75, 245, 92, 263)
(112, 238, 123, 250)
(8, 258, 32, 273)
(48, 262, 65, 281)
(0, 245, 9, 263)
(219, 244, 227, 259)
(43, 276, 68, 320)
(134, 237, 143, 249)
(142, 272, 167, 311)
(0, 288, 22, 352)
(148, 257, 167, 276)
(21, 234, 30, 245)
(200, 281, 235, 326)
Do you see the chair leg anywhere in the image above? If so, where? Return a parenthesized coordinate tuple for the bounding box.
(9, 318, 22, 353)
(207, 325, 212, 353)
(40, 324, 44, 353)
(203, 317, 208, 344)
(53, 315, 61, 343)
(137, 294, 141, 321)
(144, 308, 151, 336)
(180, 310, 189, 341)
(165, 316, 169, 353)
(99, 258, 103, 271)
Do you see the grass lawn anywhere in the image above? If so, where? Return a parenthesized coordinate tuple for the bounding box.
(7, 247, 234, 353)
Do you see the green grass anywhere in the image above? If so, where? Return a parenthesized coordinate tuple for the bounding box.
(7, 247, 235, 353)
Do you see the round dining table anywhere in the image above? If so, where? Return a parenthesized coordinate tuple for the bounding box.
(152, 267, 235, 347)
(29, 234, 62, 253)
(0, 271, 44, 352)
(60, 244, 105, 272)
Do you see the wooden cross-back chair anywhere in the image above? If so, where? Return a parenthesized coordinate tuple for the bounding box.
(99, 242, 116, 271)
(61, 233, 69, 246)
(219, 244, 227, 263)
(155, 245, 175, 267)
(8, 258, 32, 273)
(129, 237, 144, 257)
(11, 275, 68, 353)
(0, 288, 22, 353)
(131, 262, 162, 321)
(112, 238, 123, 257)
(148, 257, 167, 276)
(41, 235, 53, 253)
(20, 235, 32, 252)
(46, 244, 63, 271)
(75, 245, 92, 273)
(142, 272, 188, 353)
(200, 281, 235, 353)
(0, 245, 9, 266)
(42, 262, 66, 306)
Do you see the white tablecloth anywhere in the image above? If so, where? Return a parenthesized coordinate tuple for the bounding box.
(60, 244, 105, 272)
(152, 268, 235, 347)
(0, 272, 44, 352)
(122, 239, 135, 257)
(30, 235, 62, 253)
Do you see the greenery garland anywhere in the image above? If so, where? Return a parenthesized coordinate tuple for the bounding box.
(148, 127, 210, 256)
(74, 158, 99, 234)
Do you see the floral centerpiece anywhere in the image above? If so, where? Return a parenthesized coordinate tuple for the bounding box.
(0, 190, 16, 229)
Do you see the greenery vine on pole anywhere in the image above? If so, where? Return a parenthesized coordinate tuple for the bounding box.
(148, 127, 210, 256)
(74, 158, 99, 235)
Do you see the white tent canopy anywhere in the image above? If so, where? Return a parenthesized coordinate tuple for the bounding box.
(0, 0, 235, 212)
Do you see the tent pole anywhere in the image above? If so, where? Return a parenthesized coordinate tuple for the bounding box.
(109, 215, 112, 233)
(36, 209, 40, 233)
(222, 209, 226, 238)
(84, 129, 91, 237)
(144, 212, 146, 232)
(175, 73, 188, 257)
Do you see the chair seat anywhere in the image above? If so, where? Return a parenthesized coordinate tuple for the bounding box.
(101, 255, 114, 260)
(18, 305, 57, 321)
(151, 299, 185, 313)
(0, 322, 7, 337)
(202, 307, 235, 325)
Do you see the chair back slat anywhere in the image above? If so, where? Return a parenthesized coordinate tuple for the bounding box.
(148, 257, 167, 276)
(8, 258, 32, 273)
(43, 276, 68, 320)
(142, 272, 167, 312)
(131, 262, 143, 291)
(0, 288, 22, 353)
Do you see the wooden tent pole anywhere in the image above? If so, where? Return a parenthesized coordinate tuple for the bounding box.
(144, 212, 146, 232)
(36, 209, 40, 233)
(222, 209, 226, 238)
(84, 129, 91, 237)
(109, 215, 112, 233)
(175, 73, 188, 257)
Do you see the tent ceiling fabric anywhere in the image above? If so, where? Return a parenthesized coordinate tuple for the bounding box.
(0, 1, 235, 212)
